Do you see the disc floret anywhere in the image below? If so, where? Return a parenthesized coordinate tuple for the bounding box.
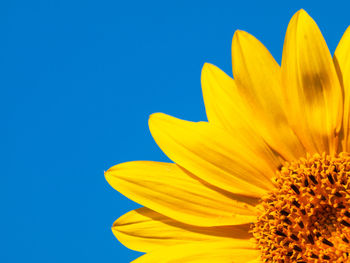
(253, 153, 350, 262)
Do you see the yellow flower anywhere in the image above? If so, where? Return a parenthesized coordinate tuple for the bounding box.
(105, 9, 350, 262)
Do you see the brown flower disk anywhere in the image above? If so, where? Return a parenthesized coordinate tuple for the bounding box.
(252, 153, 350, 262)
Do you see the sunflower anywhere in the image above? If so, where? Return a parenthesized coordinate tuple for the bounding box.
(105, 9, 350, 262)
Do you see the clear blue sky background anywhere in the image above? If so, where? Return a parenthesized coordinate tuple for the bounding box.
(2, 0, 350, 262)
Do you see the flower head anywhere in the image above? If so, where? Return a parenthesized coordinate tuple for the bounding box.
(106, 10, 350, 262)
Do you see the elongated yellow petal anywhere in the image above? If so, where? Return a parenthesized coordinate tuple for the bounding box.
(131, 241, 259, 263)
(113, 207, 252, 252)
(334, 26, 350, 151)
(105, 161, 257, 227)
(201, 63, 279, 160)
(230, 31, 305, 161)
(246, 259, 261, 263)
(202, 63, 246, 133)
(281, 9, 343, 154)
(202, 62, 305, 162)
(149, 113, 280, 197)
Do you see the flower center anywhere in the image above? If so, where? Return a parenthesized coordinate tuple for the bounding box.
(252, 153, 350, 262)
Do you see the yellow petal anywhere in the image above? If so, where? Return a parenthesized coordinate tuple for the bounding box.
(202, 62, 305, 162)
(201, 63, 262, 137)
(105, 161, 258, 227)
(281, 9, 343, 154)
(246, 259, 261, 263)
(334, 26, 350, 151)
(201, 63, 277, 158)
(131, 241, 259, 263)
(149, 113, 279, 198)
(113, 207, 252, 252)
(202, 63, 246, 133)
(230, 31, 305, 161)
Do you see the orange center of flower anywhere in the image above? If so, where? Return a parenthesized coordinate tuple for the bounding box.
(252, 153, 350, 262)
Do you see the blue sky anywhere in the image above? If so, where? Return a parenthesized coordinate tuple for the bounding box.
(2, 0, 350, 262)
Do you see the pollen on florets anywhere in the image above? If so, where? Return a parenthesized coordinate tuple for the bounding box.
(252, 153, 350, 262)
